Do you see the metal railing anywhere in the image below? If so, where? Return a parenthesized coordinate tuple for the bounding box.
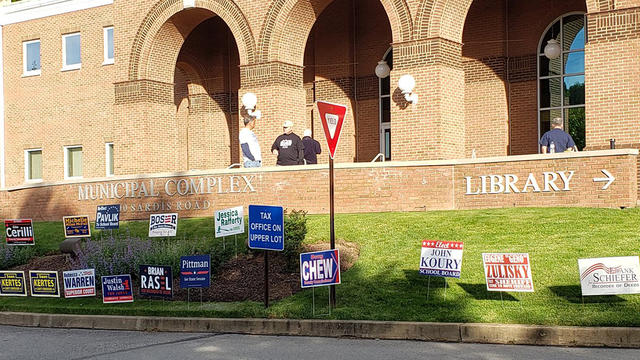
(371, 153, 385, 163)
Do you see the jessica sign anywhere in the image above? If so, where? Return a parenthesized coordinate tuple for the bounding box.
(300, 249, 341, 288)
(482, 253, 534, 292)
(419, 240, 464, 278)
(215, 206, 244, 238)
(578, 256, 640, 296)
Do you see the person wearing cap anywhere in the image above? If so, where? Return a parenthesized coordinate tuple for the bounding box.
(239, 117, 262, 168)
(271, 120, 304, 165)
(302, 129, 321, 164)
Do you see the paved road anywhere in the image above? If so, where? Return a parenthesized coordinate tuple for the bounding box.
(2, 325, 640, 360)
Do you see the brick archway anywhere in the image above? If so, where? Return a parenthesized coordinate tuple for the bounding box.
(128, 0, 255, 82)
(415, 0, 601, 43)
(258, 0, 412, 65)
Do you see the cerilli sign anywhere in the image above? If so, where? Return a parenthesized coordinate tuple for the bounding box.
(76, 176, 257, 213)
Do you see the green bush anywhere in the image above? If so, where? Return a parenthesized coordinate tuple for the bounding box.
(282, 210, 308, 271)
(0, 244, 37, 270)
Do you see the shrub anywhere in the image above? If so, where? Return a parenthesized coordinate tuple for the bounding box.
(282, 209, 308, 271)
(0, 244, 37, 270)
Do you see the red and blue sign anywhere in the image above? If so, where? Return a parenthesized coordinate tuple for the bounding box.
(248, 205, 284, 251)
(180, 255, 210, 288)
(101, 274, 133, 303)
(95, 205, 120, 230)
(300, 249, 341, 288)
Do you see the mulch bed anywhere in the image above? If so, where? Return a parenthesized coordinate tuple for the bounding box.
(10, 240, 359, 302)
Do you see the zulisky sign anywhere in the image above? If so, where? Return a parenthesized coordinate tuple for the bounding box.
(482, 253, 534, 292)
(419, 240, 464, 278)
(578, 256, 640, 296)
(300, 249, 341, 288)
(4, 219, 34, 245)
(316, 101, 347, 159)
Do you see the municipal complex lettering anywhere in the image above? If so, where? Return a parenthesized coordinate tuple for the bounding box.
(465, 171, 574, 195)
(78, 176, 256, 201)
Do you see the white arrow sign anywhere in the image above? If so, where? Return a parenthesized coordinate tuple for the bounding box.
(593, 169, 615, 190)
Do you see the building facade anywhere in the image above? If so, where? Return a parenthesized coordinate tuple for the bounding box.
(0, 0, 638, 219)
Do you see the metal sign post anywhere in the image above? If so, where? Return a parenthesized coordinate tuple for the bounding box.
(329, 157, 336, 307)
(248, 205, 284, 309)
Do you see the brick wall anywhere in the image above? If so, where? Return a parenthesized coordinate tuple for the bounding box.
(0, 150, 635, 221)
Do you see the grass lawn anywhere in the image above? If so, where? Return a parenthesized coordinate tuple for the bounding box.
(2, 207, 640, 326)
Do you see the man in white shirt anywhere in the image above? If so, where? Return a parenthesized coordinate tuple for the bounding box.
(239, 117, 262, 167)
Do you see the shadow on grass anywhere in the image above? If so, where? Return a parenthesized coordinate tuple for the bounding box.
(457, 283, 518, 301)
(548, 285, 626, 304)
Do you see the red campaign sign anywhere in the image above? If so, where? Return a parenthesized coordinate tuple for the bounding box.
(316, 101, 347, 159)
(482, 253, 534, 292)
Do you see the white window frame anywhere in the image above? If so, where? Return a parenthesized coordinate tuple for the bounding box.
(105, 142, 114, 176)
(103, 26, 114, 65)
(64, 145, 83, 180)
(62, 32, 81, 71)
(24, 148, 43, 183)
(22, 39, 41, 77)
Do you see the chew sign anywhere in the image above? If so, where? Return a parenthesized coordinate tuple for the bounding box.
(300, 249, 341, 288)
(248, 205, 284, 251)
(482, 253, 534, 292)
(316, 101, 347, 159)
(419, 240, 464, 278)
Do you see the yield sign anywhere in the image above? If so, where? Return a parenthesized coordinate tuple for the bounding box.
(316, 101, 347, 159)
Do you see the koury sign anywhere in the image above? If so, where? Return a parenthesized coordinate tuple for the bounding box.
(578, 256, 640, 296)
(465, 171, 575, 195)
(419, 240, 464, 278)
(77, 176, 257, 201)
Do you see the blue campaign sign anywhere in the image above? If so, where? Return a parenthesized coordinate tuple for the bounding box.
(300, 249, 341, 288)
(248, 205, 284, 251)
(179, 255, 210, 288)
(95, 205, 120, 230)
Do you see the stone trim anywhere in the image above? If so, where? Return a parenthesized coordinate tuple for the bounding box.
(392, 38, 462, 70)
(114, 79, 173, 105)
(587, 7, 640, 43)
(240, 61, 303, 88)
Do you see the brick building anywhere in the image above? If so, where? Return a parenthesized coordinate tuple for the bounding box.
(0, 0, 638, 219)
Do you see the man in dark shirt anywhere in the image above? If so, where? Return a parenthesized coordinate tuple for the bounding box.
(302, 129, 321, 164)
(539, 117, 577, 153)
(271, 121, 304, 165)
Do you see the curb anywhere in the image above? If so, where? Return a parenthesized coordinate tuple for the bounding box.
(1, 312, 640, 348)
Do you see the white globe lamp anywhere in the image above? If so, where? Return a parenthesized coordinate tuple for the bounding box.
(398, 74, 418, 104)
(544, 39, 561, 60)
(375, 60, 390, 79)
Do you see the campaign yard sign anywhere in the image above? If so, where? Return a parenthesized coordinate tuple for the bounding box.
(419, 240, 464, 278)
(63, 215, 91, 238)
(180, 255, 210, 288)
(29, 271, 60, 297)
(248, 205, 284, 251)
(0, 271, 27, 296)
(578, 256, 640, 296)
(95, 205, 120, 230)
(4, 219, 34, 245)
(300, 249, 341, 288)
(63, 269, 96, 298)
(215, 206, 244, 238)
(101, 275, 134, 303)
(482, 253, 534, 292)
(139, 265, 173, 298)
(148, 213, 178, 237)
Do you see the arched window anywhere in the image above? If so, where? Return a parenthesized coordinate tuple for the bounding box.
(379, 48, 392, 160)
(538, 13, 585, 150)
